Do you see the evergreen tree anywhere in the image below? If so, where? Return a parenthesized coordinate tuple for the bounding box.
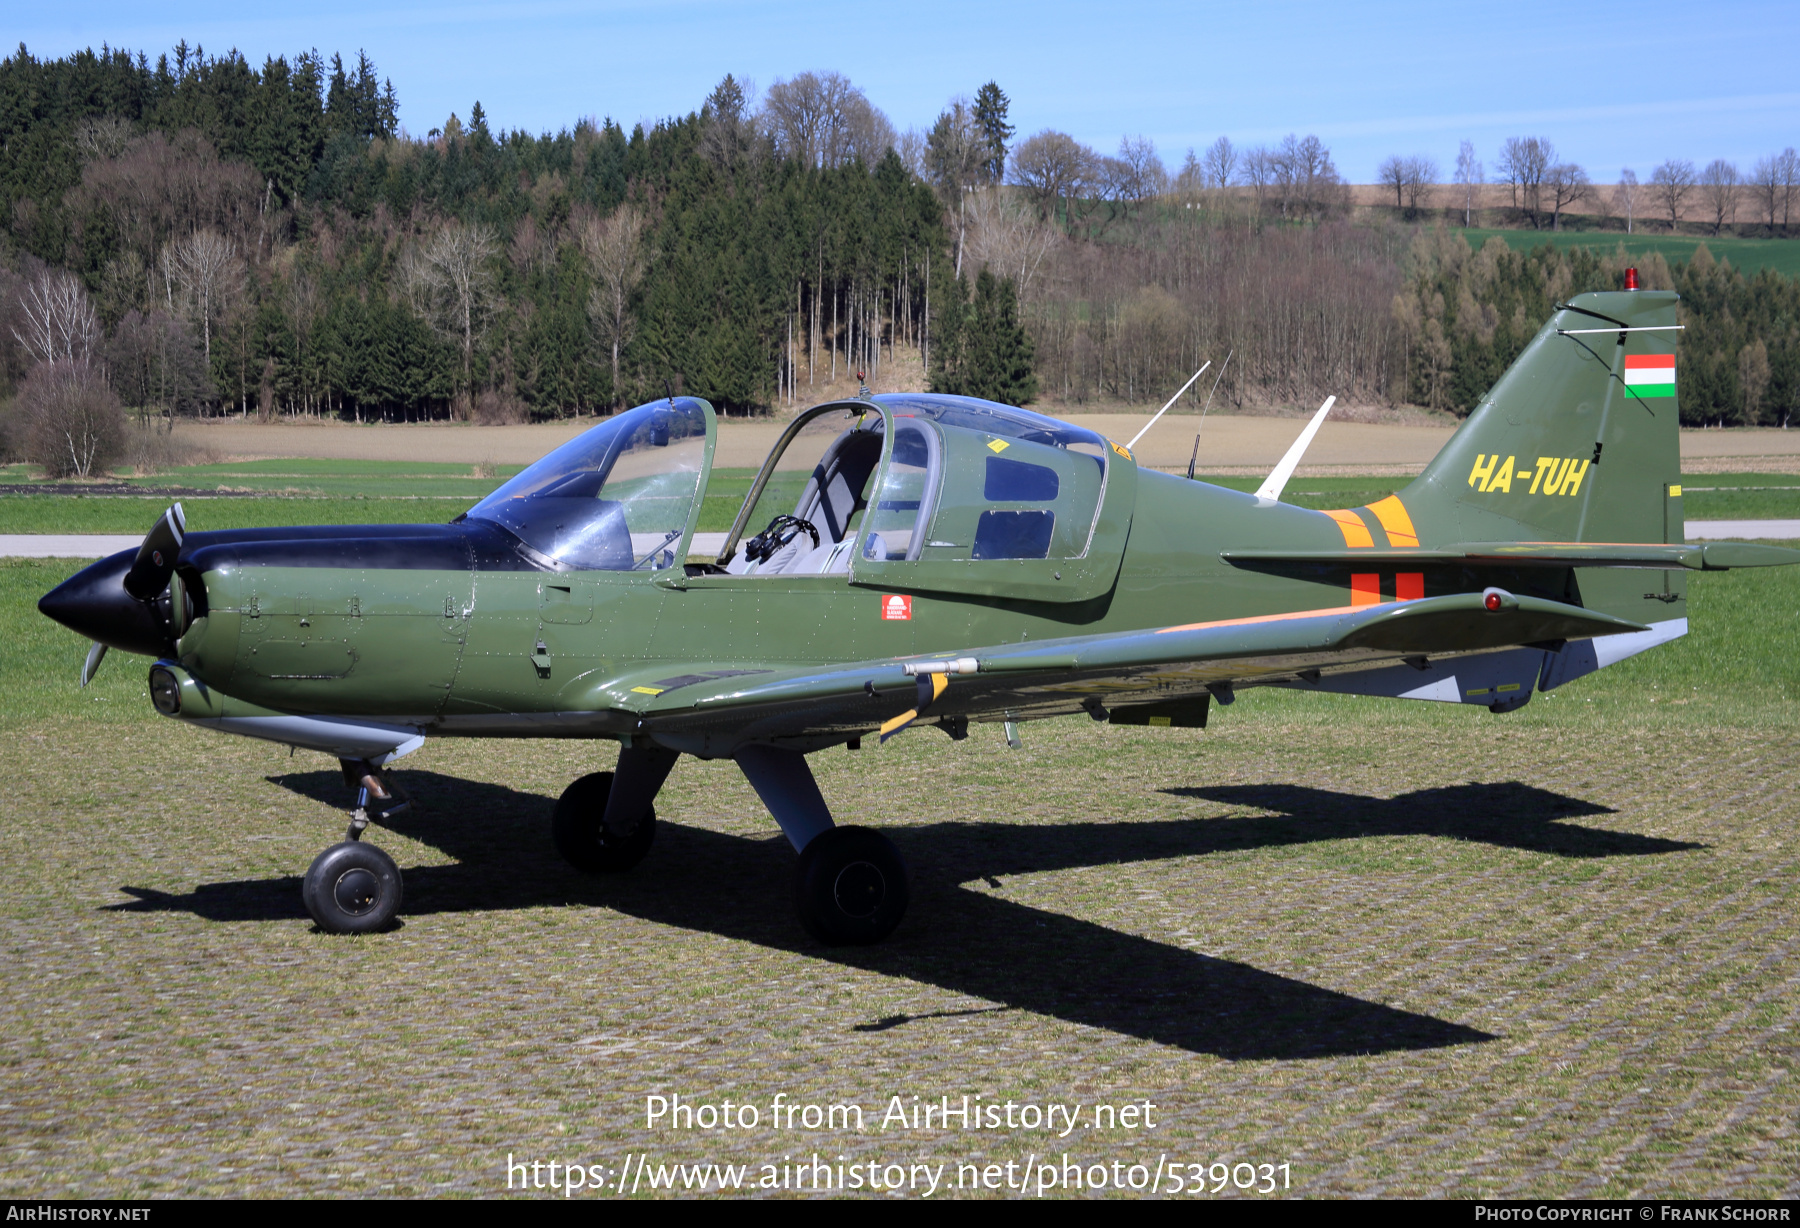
(930, 269, 1037, 404)
(972, 82, 1013, 184)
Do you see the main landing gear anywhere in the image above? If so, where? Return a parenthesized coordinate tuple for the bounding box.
(794, 825, 908, 946)
(549, 742, 910, 945)
(302, 759, 409, 934)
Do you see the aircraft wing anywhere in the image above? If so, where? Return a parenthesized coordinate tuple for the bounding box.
(1222, 540, 1800, 570)
(603, 593, 1647, 746)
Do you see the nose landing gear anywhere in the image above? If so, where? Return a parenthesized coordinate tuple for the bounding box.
(302, 759, 408, 934)
(303, 841, 403, 934)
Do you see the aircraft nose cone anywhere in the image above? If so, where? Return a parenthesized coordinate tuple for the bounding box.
(38, 549, 174, 657)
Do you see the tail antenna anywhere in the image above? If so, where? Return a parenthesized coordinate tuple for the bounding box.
(1188, 349, 1233, 479)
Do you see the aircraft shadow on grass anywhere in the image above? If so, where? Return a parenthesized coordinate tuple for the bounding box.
(107, 772, 1698, 1060)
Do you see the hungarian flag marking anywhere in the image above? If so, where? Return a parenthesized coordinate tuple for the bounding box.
(1623, 353, 1676, 399)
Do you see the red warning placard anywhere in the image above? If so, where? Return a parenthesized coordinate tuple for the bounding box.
(881, 594, 912, 621)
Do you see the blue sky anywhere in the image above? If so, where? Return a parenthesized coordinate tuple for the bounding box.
(19, 1, 1799, 181)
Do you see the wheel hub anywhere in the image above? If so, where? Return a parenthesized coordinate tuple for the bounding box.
(333, 867, 381, 915)
(833, 861, 886, 918)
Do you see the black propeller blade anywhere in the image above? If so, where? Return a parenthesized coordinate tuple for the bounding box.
(39, 502, 189, 671)
(123, 503, 186, 601)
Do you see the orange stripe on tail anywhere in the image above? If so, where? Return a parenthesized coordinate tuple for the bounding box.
(1364, 495, 1419, 547)
(1321, 508, 1374, 548)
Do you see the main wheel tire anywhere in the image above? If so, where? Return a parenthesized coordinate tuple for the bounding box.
(302, 841, 403, 934)
(795, 826, 908, 946)
(552, 771, 656, 872)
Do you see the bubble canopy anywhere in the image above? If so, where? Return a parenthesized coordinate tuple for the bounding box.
(465, 397, 712, 571)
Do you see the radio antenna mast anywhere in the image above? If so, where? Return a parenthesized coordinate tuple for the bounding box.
(1127, 361, 1210, 450)
(1186, 349, 1232, 479)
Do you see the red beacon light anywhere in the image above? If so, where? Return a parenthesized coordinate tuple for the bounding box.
(1624, 266, 1639, 290)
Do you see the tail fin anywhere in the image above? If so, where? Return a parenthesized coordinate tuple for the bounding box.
(1399, 289, 1682, 547)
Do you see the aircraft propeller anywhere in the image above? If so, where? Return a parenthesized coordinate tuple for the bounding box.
(81, 640, 108, 688)
(39, 502, 187, 687)
(122, 503, 186, 600)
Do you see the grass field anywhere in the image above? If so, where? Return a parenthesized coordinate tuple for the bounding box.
(2, 537, 1798, 1197)
(5, 469, 1799, 535)
(1460, 228, 1800, 279)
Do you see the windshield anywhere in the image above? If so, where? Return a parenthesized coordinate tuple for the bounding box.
(466, 398, 711, 570)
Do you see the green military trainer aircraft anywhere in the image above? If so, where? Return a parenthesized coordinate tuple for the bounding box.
(39, 282, 1800, 943)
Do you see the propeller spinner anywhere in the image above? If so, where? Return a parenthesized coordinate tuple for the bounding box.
(39, 503, 188, 683)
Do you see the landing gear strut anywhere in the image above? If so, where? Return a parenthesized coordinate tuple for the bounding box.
(302, 759, 407, 934)
(736, 744, 910, 945)
(553, 741, 911, 945)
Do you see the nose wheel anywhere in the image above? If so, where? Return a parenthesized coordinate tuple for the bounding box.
(303, 758, 409, 934)
(303, 841, 403, 933)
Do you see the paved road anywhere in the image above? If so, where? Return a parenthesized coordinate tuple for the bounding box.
(5, 523, 1794, 559)
(1682, 520, 1800, 539)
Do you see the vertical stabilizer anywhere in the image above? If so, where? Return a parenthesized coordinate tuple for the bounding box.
(1398, 289, 1682, 547)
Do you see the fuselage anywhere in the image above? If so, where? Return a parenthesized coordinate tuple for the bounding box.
(143, 469, 1568, 731)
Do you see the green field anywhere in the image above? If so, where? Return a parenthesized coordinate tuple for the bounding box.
(6, 470, 1798, 537)
(4, 548, 1798, 1196)
(1460, 228, 1800, 279)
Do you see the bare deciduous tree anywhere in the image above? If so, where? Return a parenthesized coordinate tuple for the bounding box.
(1268, 134, 1344, 221)
(963, 187, 1061, 302)
(1545, 163, 1590, 230)
(761, 71, 893, 169)
(1749, 148, 1797, 230)
(577, 204, 649, 408)
(1114, 136, 1168, 201)
(74, 115, 132, 161)
(12, 270, 99, 368)
(1201, 136, 1237, 191)
(1613, 168, 1641, 234)
(1239, 145, 1276, 212)
(1009, 130, 1095, 226)
(1403, 157, 1438, 215)
(108, 308, 209, 428)
(1497, 137, 1554, 227)
(1454, 140, 1481, 227)
(1380, 154, 1438, 217)
(1650, 159, 1698, 231)
(1700, 159, 1740, 235)
(73, 130, 263, 269)
(17, 361, 124, 478)
(159, 229, 239, 366)
(1377, 155, 1408, 208)
(408, 220, 499, 405)
(895, 128, 928, 181)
